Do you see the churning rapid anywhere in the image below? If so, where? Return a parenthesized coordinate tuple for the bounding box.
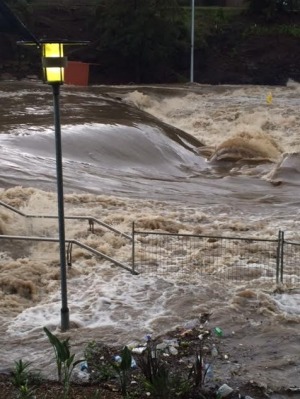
(1, 80, 300, 393)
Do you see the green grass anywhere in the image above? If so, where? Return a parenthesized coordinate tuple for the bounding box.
(181, 5, 244, 44)
(246, 23, 300, 37)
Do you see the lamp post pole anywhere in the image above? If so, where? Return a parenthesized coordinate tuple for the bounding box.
(16, 39, 88, 331)
(190, 0, 195, 83)
(52, 82, 69, 331)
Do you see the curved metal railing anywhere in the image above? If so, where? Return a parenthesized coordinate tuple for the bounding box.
(0, 234, 137, 274)
(0, 199, 136, 273)
(0, 199, 132, 240)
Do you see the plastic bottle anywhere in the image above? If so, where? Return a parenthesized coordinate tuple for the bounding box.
(211, 344, 218, 357)
(214, 327, 223, 337)
(76, 361, 90, 383)
(169, 346, 178, 355)
(204, 363, 213, 381)
(80, 361, 88, 372)
(113, 355, 137, 368)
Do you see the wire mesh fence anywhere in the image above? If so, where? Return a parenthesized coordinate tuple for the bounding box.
(132, 227, 300, 284)
(133, 230, 280, 282)
(1, 220, 300, 284)
(280, 237, 300, 285)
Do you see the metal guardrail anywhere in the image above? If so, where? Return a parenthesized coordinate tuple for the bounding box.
(0, 199, 135, 274)
(2, 200, 300, 282)
(0, 234, 137, 274)
(0, 199, 132, 241)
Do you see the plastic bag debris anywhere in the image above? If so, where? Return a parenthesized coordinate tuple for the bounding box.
(217, 383, 234, 398)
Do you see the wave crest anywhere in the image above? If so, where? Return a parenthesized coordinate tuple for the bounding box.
(206, 131, 282, 163)
(264, 152, 300, 185)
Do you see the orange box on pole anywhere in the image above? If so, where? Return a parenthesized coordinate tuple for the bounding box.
(65, 61, 89, 86)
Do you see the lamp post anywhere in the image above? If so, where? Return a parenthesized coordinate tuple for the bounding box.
(2, 0, 70, 331)
(190, 0, 195, 83)
(18, 39, 88, 331)
(42, 42, 69, 331)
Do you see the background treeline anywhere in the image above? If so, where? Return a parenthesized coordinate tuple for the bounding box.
(2, 0, 300, 84)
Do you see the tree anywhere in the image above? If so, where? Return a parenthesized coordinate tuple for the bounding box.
(92, 0, 189, 83)
(247, 0, 276, 19)
(247, 0, 300, 19)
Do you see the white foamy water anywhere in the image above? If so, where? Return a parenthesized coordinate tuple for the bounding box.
(0, 81, 300, 391)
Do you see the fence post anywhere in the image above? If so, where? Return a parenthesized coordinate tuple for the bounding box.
(132, 222, 135, 274)
(280, 230, 284, 283)
(276, 230, 281, 284)
(67, 241, 73, 267)
(276, 230, 284, 284)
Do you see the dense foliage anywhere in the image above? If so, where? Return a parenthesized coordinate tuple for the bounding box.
(247, 0, 300, 19)
(0, 0, 299, 84)
(91, 0, 190, 83)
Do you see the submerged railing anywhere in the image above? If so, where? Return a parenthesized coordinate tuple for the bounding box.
(0, 199, 132, 241)
(1, 200, 300, 283)
(0, 234, 137, 274)
(132, 226, 300, 284)
(0, 199, 135, 274)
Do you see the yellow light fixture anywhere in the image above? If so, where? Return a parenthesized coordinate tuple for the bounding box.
(42, 42, 67, 84)
(16, 35, 89, 331)
(18, 39, 89, 85)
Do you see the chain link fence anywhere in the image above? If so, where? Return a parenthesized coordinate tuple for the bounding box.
(279, 232, 300, 285)
(133, 228, 300, 284)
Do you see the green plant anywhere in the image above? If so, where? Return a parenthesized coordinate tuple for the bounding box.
(144, 364, 172, 399)
(136, 336, 189, 399)
(247, 0, 299, 19)
(189, 329, 216, 388)
(111, 345, 132, 397)
(191, 350, 203, 387)
(11, 359, 36, 399)
(85, 341, 115, 382)
(142, 358, 191, 399)
(136, 337, 159, 384)
(12, 359, 31, 388)
(82, 389, 101, 399)
(16, 384, 36, 399)
(245, 23, 300, 38)
(43, 326, 84, 399)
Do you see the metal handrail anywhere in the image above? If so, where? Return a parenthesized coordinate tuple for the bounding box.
(72, 239, 137, 274)
(0, 199, 132, 241)
(0, 234, 137, 274)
